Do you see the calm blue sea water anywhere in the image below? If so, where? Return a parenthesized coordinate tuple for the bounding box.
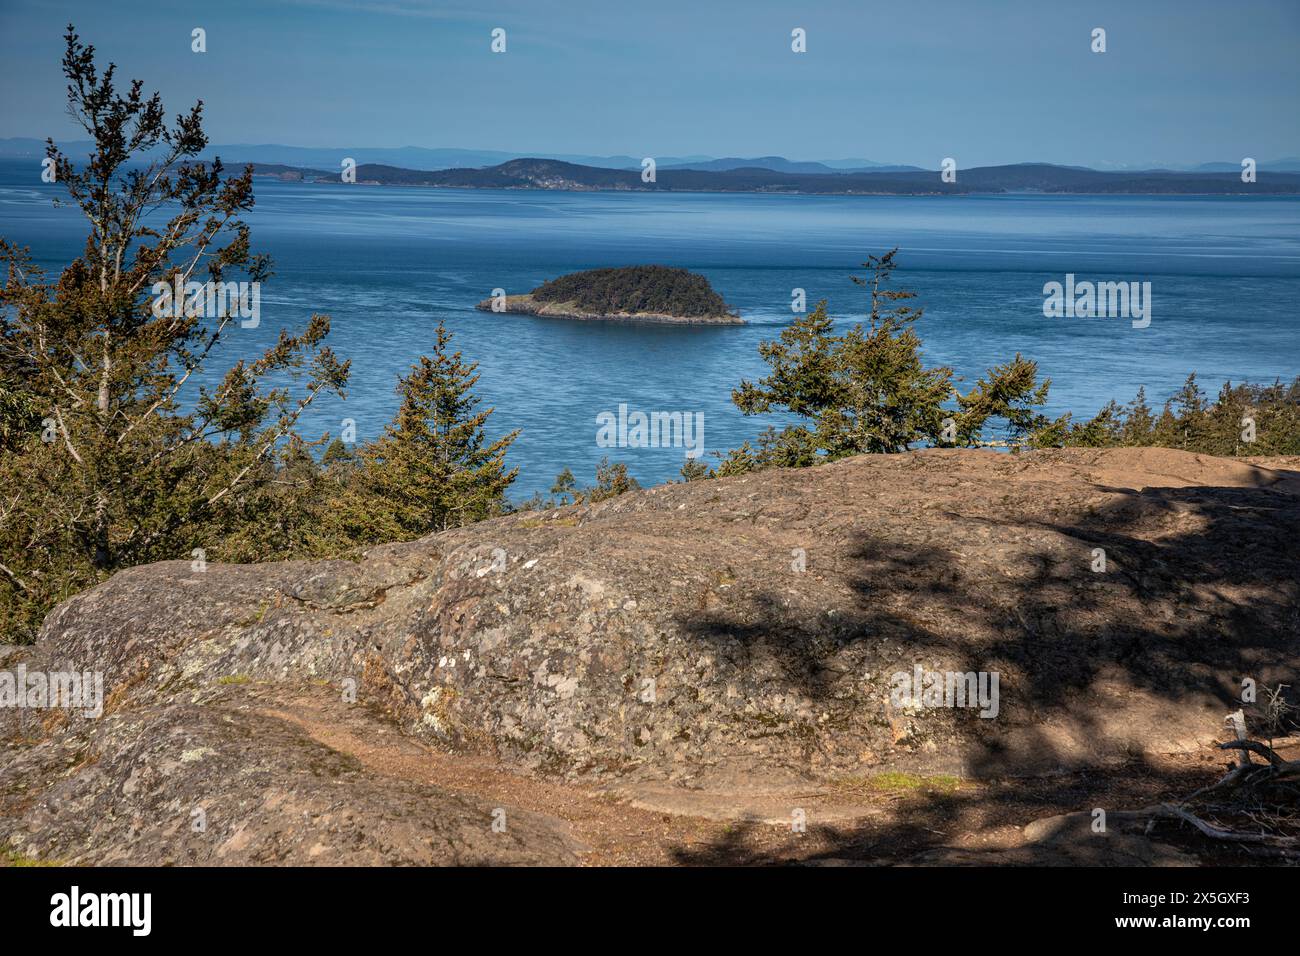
(2, 158, 1298, 499)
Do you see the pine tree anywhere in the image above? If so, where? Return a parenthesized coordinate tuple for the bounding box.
(1171, 373, 1207, 449)
(588, 457, 639, 502)
(733, 250, 954, 459)
(353, 322, 518, 539)
(714, 440, 760, 477)
(678, 458, 711, 482)
(1121, 386, 1154, 445)
(730, 250, 1060, 463)
(1150, 401, 1181, 448)
(954, 353, 1054, 445)
(550, 468, 578, 504)
(1066, 400, 1124, 447)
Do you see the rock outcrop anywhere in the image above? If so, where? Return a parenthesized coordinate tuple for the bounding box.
(2, 447, 1297, 865)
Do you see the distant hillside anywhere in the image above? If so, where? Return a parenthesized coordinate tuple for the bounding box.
(1192, 158, 1300, 173)
(0, 139, 915, 171)
(660, 156, 925, 174)
(246, 163, 319, 181)
(252, 157, 1300, 195)
(6, 139, 1300, 178)
(293, 158, 977, 193)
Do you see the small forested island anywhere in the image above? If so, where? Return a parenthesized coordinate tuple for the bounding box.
(476, 265, 743, 324)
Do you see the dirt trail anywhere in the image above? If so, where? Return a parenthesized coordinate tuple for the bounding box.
(261, 692, 877, 865)
(258, 689, 1249, 866)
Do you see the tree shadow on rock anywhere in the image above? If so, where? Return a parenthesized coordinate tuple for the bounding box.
(668, 477, 1299, 864)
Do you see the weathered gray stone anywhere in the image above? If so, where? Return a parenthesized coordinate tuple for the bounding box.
(2, 447, 1297, 864)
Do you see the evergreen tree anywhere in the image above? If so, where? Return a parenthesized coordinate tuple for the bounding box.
(733, 251, 954, 459)
(678, 457, 711, 482)
(550, 467, 578, 503)
(1120, 386, 1155, 445)
(347, 322, 518, 539)
(954, 353, 1056, 445)
(588, 457, 639, 502)
(729, 250, 1059, 465)
(1150, 400, 1181, 448)
(1204, 381, 1249, 456)
(0, 27, 347, 640)
(714, 440, 760, 477)
(1046, 377, 1300, 455)
(1063, 400, 1124, 447)
(1171, 373, 1207, 449)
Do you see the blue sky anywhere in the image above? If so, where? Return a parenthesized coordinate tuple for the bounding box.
(1, 0, 1297, 166)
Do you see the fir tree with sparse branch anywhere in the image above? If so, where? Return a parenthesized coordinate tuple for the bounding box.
(0, 26, 348, 640)
(729, 249, 1059, 468)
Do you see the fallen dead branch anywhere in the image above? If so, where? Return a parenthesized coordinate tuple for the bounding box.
(1048, 729, 1300, 857)
(1158, 736, 1296, 849)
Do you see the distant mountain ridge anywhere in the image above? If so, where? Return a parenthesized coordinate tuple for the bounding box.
(4, 137, 1300, 174)
(660, 156, 924, 174)
(246, 157, 1300, 195)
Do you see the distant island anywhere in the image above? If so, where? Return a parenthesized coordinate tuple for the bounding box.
(476, 266, 742, 325)
(247, 157, 1300, 196)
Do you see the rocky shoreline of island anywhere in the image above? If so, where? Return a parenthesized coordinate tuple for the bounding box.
(475, 293, 744, 325)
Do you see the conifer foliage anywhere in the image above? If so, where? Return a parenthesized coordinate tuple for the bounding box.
(349, 323, 519, 539)
(722, 249, 1057, 473)
(0, 28, 519, 642)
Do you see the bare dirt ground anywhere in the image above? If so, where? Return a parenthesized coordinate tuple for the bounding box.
(259, 686, 1295, 866)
